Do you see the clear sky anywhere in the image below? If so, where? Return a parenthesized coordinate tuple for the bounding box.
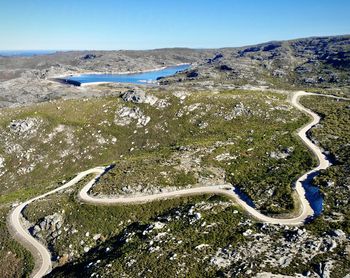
(1, 0, 349, 50)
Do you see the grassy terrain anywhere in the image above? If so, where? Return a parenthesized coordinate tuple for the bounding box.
(301, 95, 350, 235)
(0, 89, 313, 213)
(23, 169, 350, 277)
(305, 87, 350, 98)
(23, 190, 249, 277)
(0, 207, 34, 278)
(93, 90, 314, 213)
(0, 88, 322, 277)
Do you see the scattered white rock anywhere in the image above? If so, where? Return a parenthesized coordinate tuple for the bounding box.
(0, 157, 4, 169)
(215, 152, 237, 162)
(93, 234, 101, 241)
(194, 212, 202, 220)
(173, 91, 190, 100)
(0, 157, 5, 176)
(114, 106, 150, 127)
(270, 147, 294, 160)
(153, 222, 166, 230)
(195, 244, 210, 250)
(243, 229, 253, 237)
(210, 248, 232, 268)
(8, 117, 42, 135)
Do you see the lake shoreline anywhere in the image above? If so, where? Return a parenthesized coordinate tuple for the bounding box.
(50, 63, 190, 86)
(51, 63, 190, 81)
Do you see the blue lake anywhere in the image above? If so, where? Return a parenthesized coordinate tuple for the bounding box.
(65, 64, 190, 85)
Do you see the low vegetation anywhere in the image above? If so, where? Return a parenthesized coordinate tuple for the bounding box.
(0, 89, 312, 213)
(22, 181, 251, 277)
(3, 89, 348, 277)
(0, 208, 34, 278)
(301, 95, 350, 235)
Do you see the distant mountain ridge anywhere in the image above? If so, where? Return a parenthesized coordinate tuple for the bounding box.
(0, 34, 349, 96)
(0, 50, 58, 57)
(163, 35, 350, 90)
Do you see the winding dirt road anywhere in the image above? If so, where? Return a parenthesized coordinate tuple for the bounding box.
(7, 91, 345, 277)
(8, 167, 106, 278)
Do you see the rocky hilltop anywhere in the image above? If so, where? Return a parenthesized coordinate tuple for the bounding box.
(0, 35, 349, 108)
(0, 48, 212, 82)
(164, 35, 350, 90)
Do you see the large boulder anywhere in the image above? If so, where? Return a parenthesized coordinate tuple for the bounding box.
(121, 89, 158, 105)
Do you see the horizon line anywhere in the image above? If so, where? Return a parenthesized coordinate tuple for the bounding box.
(1, 33, 349, 52)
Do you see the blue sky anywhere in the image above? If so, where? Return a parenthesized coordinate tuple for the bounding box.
(1, 0, 349, 50)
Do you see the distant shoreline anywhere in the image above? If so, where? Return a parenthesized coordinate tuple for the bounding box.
(51, 63, 191, 86)
(0, 50, 57, 57)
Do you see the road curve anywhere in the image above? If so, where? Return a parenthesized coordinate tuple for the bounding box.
(78, 91, 331, 225)
(8, 167, 106, 278)
(8, 91, 345, 277)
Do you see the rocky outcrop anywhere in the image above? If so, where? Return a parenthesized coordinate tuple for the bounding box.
(219, 102, 252, 120)
(186, 70, 199, 78)
(82, 54, 97, 60)
(120, 89, 158, 105)
(315, 261, 333, 278)
(8, 118, 42, 135)
(114, 106, 150, 127)
(31, 213, 63, 242)
(219, 64, 233, 71)
(209, 224, 348, 276)
(161, 35, 350, 90)
(270, 147, 294, 160)
(207, 53, 223, 64)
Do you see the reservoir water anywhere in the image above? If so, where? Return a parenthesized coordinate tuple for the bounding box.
(64, 64, 190, 85)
